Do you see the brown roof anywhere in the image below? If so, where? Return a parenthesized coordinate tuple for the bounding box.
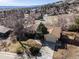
(50, 27, 62, 39)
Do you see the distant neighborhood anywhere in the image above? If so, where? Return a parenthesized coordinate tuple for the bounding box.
(0, 0, 79, 59)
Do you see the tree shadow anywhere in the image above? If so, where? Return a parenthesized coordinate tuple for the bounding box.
(40, 39, 56, 51)
(0, 30, 12, 39)
(30, 47, 42, 57)
(58, 35, 79, 50)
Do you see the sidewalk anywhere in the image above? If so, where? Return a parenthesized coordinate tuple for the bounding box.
(0, 52, 17, 59)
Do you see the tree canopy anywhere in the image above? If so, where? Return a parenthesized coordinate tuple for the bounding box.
(36, 22, 48, 34)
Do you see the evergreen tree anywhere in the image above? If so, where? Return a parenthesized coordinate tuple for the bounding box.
(36, 22, 48, 34)
(35, 22, 48, 40)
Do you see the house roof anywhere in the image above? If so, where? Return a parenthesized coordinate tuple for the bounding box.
(0, 26, 12, 33)
(45, 27, 62, 42)
(62, 31, 76, 40)
(45, 34, 58, 42)
(33, 20, 42, 31)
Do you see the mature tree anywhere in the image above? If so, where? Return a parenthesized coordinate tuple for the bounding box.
(36, 23, 48, 40)
(14, 21, 31, 59)
(14, 22, 24, 35)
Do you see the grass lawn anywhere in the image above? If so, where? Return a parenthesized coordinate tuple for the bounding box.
(7, 39, 42, 53)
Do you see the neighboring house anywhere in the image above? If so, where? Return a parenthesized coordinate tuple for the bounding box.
(62, 31, 76, 40)
(62, 31, 79, 41)
(43, 15, 59, 26)
(24, 14, 29, 19)
(43, 14, 79, 28)
(58, 14, 75, 27)
(0, 26, 12, 39)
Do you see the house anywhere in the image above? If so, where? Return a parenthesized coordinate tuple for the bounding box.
(0, 26, 12, 39)
(24, 14, 29, 19)
(61, 31, 79, 45)
(45, 27, 62, 43)
(62, 31, 76, 40)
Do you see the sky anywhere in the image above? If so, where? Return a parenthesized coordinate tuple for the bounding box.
(0, 0, 60, 6)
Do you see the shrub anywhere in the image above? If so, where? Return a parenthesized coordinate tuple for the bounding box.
(75, 17, 79, 25)
(30, 47, 41, 56)
(38, 15, 43, 20)
(68, 17, 79, 32)
(16, 46, 24, 54)
(75, 17, 79, 32)
(68, 24, 78, 32)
